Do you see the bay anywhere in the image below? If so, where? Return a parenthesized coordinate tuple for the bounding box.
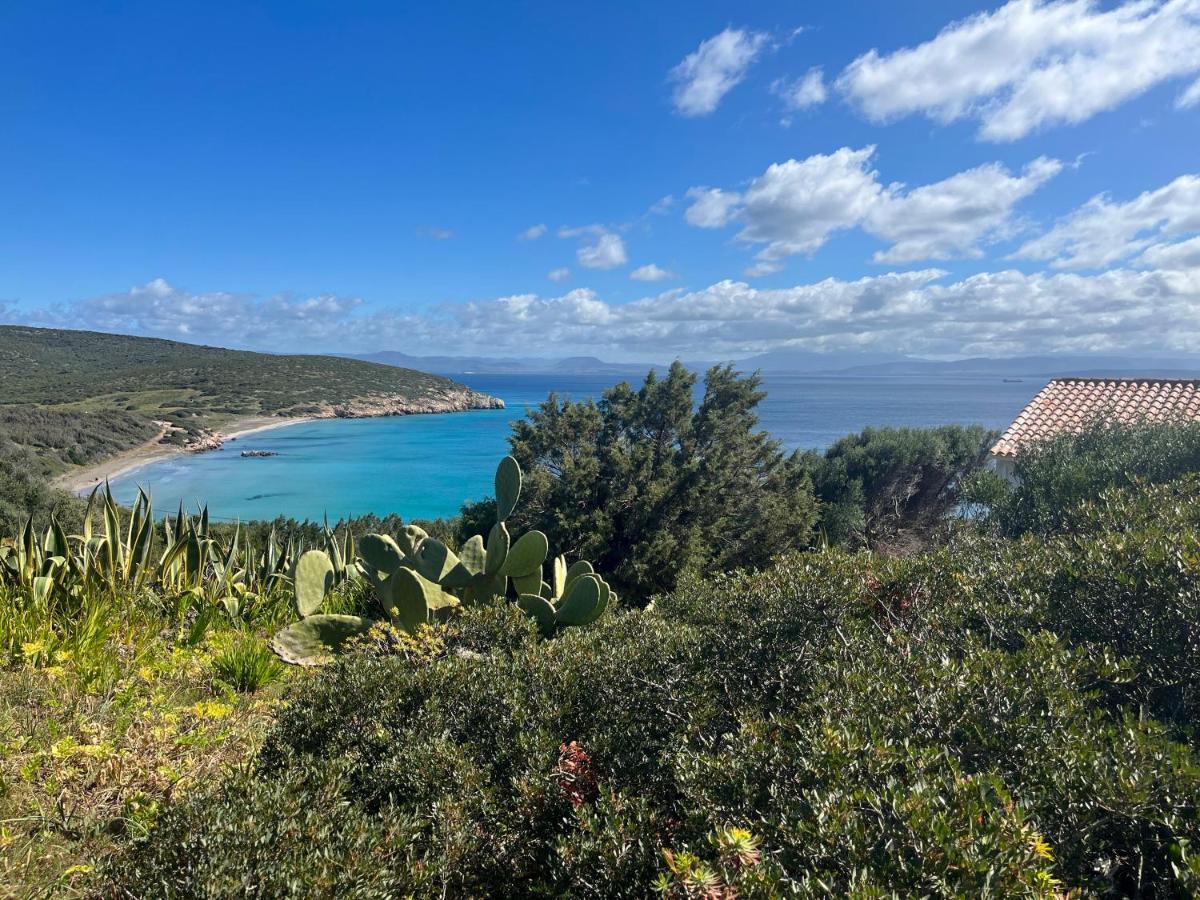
(110, 373, 1041, 523)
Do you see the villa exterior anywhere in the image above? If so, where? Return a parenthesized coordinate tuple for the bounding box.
(989, 378, 1200, 480)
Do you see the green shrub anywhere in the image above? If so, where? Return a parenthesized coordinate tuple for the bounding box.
(103, 484, 1200, 896)
(459, 362, 819, 601)
(984, 419, 1200, 537)
(800, 423, 997, 550)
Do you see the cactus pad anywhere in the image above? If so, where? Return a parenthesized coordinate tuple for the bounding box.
(294, 549, 334, 617)
(270, 614, 370, 666)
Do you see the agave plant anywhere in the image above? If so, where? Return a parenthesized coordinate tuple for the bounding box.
(270, 455, 614, 665)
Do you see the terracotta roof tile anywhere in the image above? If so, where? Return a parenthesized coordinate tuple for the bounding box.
(990, 378, 1200, 457)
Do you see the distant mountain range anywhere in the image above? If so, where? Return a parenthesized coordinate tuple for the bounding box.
(353, 351, 659, 375)
(354, 349, 1200, 379)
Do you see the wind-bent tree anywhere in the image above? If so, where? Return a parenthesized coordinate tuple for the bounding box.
(460, 362, 819, 600)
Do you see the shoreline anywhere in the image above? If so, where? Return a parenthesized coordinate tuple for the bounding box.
(54, 415, 315, 496)
(52, 388, 506, 496)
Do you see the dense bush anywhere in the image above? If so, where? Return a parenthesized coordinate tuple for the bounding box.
(459, 362, 819, 601)
(800, 423, 996, 550)
(979, 419, 1200, 537)
(104, 480, 1200, 897)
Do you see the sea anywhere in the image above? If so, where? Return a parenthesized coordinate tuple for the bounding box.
(109, 373, 1042, 523)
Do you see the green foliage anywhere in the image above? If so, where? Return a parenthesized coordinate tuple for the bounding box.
(211, 633, 285, 692)
(463, 362, 819, 601)
(801, 423, 997, 549)
(104, 479, 1200, 896)
(980, 419, 1200, 536)
(271, 457, 612, 663)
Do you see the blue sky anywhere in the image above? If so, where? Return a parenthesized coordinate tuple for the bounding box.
(2, 0, 1199, 360)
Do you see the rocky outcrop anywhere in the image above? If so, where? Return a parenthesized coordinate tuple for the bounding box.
(180, 388, 504, 454)
(317, 387, 505, 418)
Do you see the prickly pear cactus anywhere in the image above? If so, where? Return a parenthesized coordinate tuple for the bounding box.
(270, 614, 371, 666)
(271, 454, 610, 665)
(495, 455, 522, 521)
(294, 549, 335, 617)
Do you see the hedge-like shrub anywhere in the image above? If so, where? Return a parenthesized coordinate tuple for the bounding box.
(103, 485, 1200, 897)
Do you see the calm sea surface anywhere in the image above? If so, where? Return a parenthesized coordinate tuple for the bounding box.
(110, 374, 1042, 523)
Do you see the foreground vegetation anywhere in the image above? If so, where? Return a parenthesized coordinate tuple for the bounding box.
(100, 472, 1200, 896)
(2, 356, 1199, 896)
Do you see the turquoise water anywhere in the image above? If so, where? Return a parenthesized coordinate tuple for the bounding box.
(110, 374, 1042, 523)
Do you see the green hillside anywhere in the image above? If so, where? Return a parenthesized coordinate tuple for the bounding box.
(0, 326, 493, 519)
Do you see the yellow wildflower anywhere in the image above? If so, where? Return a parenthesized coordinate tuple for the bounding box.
(190, 700, 232, 719)
(1029, 834, 1054, 860)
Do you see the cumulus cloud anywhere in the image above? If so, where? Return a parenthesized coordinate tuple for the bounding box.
(519, 223, 548, 241)
(725, 147, 884, 261)
(576, 232, 628, 269)
(630, 264, 676, 282)
(865, 156, 1063, 263)
(837, 0, 1200, 141)
(670, 27, 769, 116)
(547, 267, 572, 282)
(443, 266, 1200, 358)
(687, 148, 1062, 270)
(684, 187, 742, 228)
(772, 68, 827, 112)
(13, 263, 1200, 360)
(1014, 173, 1200, 268)
(1138, 235, 1200, 269)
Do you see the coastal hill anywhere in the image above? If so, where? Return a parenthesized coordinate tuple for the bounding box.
(0, 326, 502, 491)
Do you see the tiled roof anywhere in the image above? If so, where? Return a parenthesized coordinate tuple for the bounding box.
(990, 378, 1200, 457)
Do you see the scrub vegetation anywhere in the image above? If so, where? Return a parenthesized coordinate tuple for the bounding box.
(0, 359, 1197, 897)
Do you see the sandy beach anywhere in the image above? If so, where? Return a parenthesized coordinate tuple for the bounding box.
(53, 415, 312, 496)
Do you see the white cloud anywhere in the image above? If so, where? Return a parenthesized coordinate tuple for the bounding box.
(865, 156, 1063, 263)
(519, 223, 548, 241)
(649, 195, 675, 215)
(442, 266, 1200, 358)
(1138, 235, 1200, 269)
(21, 279, 369, 349)
(837, 0, 1200, 141)
(685, 147, 883, 264)
(1178, 76, 1200, 108)
(731, 147, 885, 262)
(557, 224, 607, 238)
(577, 232, 628, 269)
(670, 27, 769, 116)
(547, 267, 572, 282)
(772, 68, 827, 111)
(630, 264, 676, 282)
(418, 226, 455, 240)
(688, 148, 1063, 269)
(1015, 173, 1200, 268)
(12, 263, 1200, 359)
(684, 187, 743, 228)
